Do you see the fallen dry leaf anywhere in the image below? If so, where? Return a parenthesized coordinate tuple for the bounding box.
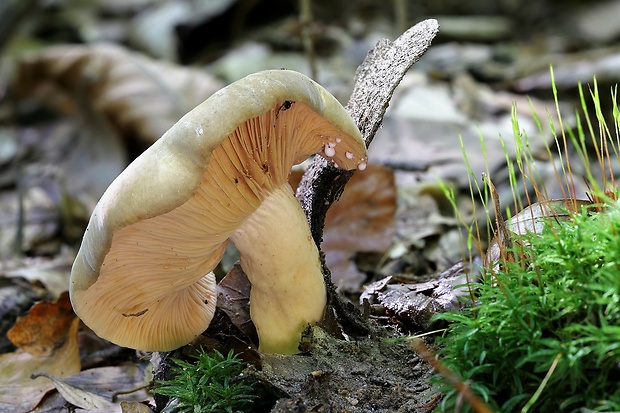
(322, 164, 396, 252)
(2, 248, 74, 300)
(32, 372, 114, 410)
(17, 43, 224, 145)
(0, 316, 80, 413)
(0, 276, 48, 353)
(485, 198, 593, 267)
(216, 263, 258, 345)
(290, 164, 396, 292)
(34, 364, 151, 412)
(24, 364, 152, 413)
(7, 291, 74, 356)
(360, 261, 471, 330)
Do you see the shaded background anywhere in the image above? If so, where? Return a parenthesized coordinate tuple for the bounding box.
(2, 0, 619, 296)
(1, 0, 620, 411)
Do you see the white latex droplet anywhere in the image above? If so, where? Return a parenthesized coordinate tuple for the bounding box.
(325, 144, 336, 157)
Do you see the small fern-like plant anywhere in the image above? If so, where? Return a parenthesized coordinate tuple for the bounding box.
(153, 349, 257, 413)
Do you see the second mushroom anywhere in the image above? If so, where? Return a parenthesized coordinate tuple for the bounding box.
(69, 69, 367, 354)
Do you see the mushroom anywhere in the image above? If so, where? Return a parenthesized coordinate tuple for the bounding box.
(69, 70, 367, 354)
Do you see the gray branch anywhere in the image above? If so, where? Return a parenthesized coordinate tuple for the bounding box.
(297, 19, 440, 244)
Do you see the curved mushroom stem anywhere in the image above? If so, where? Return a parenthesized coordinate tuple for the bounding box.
(230, 183, 326, 354)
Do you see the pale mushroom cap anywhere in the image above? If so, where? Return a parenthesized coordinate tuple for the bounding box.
(70, 70, 366, 351)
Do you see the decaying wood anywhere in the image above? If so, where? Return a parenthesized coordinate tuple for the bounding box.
(296, 19, 439, 337)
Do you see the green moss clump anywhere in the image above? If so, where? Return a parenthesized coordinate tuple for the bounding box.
(435, 204, 620, 412)
(153, 349, 257, 413)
